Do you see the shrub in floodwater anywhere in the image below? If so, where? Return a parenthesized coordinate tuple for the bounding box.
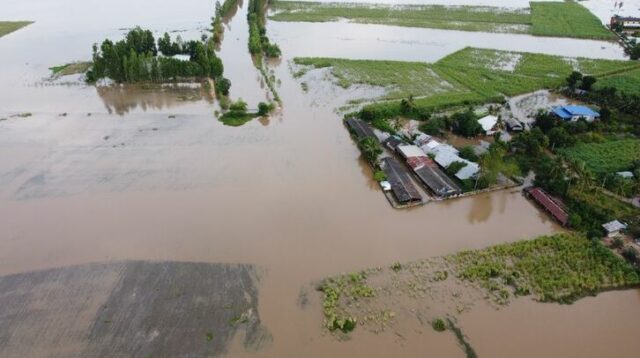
(391, 262, 402, 272)
(257, 101, 275, 116)
(432, 318, 446, 332)
(374, 170, 386, 182)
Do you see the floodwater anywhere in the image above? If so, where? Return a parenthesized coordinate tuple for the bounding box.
(1, 0, 640, 357)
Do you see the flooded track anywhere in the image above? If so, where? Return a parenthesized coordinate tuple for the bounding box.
(1, 0, 640, 356)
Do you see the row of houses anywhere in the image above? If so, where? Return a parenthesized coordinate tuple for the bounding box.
(396, 144, 462, 197)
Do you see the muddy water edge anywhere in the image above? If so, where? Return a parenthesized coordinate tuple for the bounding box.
(1, 0, 640, 357)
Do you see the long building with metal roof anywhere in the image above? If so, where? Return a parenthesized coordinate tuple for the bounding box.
(381, 157, 422, 204)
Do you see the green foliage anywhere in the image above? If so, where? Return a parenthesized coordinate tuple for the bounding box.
(451, 109, 483, 137)
(560, 139, 640, 175)
(320, 272, 375, 333)
(271, 2, 531, 34)
(390, 262, 402, 272)
(87, 28, 225, 84)
(530, 1, 615, 40)
(431, 318, 446, 332)
(0, 21, 33, 38)
(248, 0, 281, 59)
(451, 233, 640, 304)
(357, 137, 383, 164)
(479, 146, 519, 185)
(459, 146, 479, 162)
(373, 170, 387, 182)
(596, 69, 640, 96)
(215, 77, 231, 96)
(257, 102, 274, 116)
(446, 161, 468, 177)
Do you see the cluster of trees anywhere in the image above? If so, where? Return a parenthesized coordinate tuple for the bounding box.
(565, 71, 597, 91)
(357, 137, 383, 165)
(86, 28, 229, 95)
(248, 0, 281, 58)
(564, 71, 640, 125)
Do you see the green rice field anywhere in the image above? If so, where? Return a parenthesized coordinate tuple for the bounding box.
(530, 1, 615, 40)
(560, 139, 640, 175)
(0, 21, 33, 38)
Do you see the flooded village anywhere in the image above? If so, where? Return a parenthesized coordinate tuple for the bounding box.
(1, 0, 640, 357)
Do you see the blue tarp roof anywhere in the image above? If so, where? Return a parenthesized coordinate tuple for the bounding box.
(552, 105, 600, 119)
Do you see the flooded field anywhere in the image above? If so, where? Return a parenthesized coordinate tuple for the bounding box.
(1, 0, 640, 357)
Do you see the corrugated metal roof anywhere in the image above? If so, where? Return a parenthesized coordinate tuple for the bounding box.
(381, 157, 422, 204)
(345, 118, 376, 140)
(397, 145, 427, 159)
(603, 220, 627, 233)
(525, 187, 569, 226)
(552, 105, 600, 119)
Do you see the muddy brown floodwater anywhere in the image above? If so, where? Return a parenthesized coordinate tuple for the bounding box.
(1, 0, 640, 357)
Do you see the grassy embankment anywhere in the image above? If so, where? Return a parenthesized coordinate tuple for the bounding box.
(319, 233, 640, 335)
(271, 1, 613, 39)
(271, 2, 531, 33)
(0, 21, 33, 38)
(294, 48, 640, 127)
(559, 138, 640, 175)
(530, 1, 615, 40)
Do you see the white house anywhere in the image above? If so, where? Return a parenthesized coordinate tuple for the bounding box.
(478, 115, 499, 135)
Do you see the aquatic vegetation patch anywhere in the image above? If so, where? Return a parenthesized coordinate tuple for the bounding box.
(0, 21, 33, 38)
(316, 233, 640, 337)
(530, 1, 615, 40)
(449, 233, 640, 304)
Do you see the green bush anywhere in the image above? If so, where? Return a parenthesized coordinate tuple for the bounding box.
(432, 318, 446, 332)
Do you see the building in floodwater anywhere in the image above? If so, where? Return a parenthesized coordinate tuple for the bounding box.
(610, 15, 640, 31)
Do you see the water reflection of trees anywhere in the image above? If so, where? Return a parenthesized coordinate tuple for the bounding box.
(96, 84, 212, 115)
(467, 193, 493, 224)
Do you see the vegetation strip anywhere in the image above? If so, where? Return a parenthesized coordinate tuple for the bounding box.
(0, 21, 33, 38)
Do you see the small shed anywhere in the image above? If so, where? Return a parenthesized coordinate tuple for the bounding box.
(524, 187, 569, 226)
(478, 115, 499, 135)
(396, 145, 427, 159)
(505, 117, 524, 132)
(603, 220, 627, 237)
(384, 135, 404, 151)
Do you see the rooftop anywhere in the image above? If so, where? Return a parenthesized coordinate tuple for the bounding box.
(552, 105, 600, 120)
(603, 220, 627, 233)
(345, 118, 376, 140)
(525, 187, 569, 226)
(478, 115, 498, 133)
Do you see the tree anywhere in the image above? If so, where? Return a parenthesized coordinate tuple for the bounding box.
(627, 43, 640, 60)
(451, 110, 482, 137)
(357, 137, 383, 164)
(566, 71, 583, 88)
(534, 111, 559, 134)
(258, 102, 274, 116)
(548, 127, 576, 149)
(459, 146, 479, 162)
(580, 76, 597, 91)
(419, 117, 445, 136)
(158, 33, 173, 55)
(215, 77, 231, 96)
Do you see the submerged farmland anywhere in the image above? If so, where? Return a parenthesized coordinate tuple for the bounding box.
(271, 0, 615, 39)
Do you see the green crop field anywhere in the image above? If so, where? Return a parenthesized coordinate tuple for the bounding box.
(271, 2, 531, 33)
(272, 1, 616, 39)
(596, 69, 640, 96)
(560, 139, 640, 175)
(450, 233, 640, 303)
(530, 1, 615, 40)
(0, 21, 33, 38)
(294, 57, 471, 100)
(295, 48, 640, 116)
